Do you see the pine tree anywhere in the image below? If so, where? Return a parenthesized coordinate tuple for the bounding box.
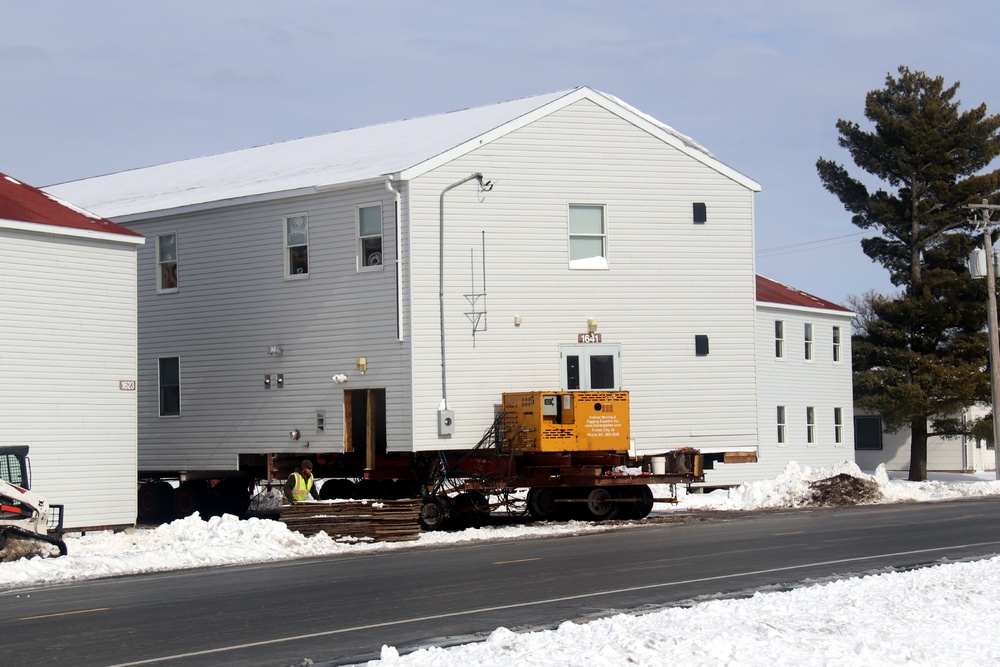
(817, 66, 1000, 480)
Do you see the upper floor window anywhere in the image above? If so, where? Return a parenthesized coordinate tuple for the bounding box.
(157, 233, 178, 293)
(776, 405, 786, 445)
(804, 323, 813, 361)
(569, 204, 607, 269)
(358, 204, 383, 271)
(158, 357, 181, 417)
(774, 320, 784, 359)
(284, 214, 309, 277)
(834, 407, 844, 444)
(833, 326, 842, 363)
(693, 202, 707, 224)
(806, 406, 816, 444)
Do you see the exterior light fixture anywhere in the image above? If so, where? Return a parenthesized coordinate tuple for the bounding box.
(356, 357, 368, 374)
(514, 315, 522, 327)
(587, 318, 598, 334)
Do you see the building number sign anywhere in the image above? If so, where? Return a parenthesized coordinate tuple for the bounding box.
(119, 380, 136, 391)
(578, 333, 602, 343)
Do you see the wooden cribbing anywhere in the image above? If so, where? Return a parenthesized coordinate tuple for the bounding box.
(279, 499, 422, 542)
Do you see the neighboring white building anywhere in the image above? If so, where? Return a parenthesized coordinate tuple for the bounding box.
(854, 406, 995, 474)
(0, 172, 144, 530)
(45, 87, 854, 509)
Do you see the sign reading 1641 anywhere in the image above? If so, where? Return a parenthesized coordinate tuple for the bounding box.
(578, 333, 602, 343)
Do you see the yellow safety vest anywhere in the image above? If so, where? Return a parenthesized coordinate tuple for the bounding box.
(290, 472, 313, 502)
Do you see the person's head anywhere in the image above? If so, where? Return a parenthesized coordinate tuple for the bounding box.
(300, 459, 313, 475)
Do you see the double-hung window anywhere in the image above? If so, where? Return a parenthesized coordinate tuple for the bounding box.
(157, 233, 178, 292)
(832, 326, 842, 363)
(776, 406, 786, 445)
(285, 214, 309, 277)
(806, 406, 816, 444)
(569, 205, 607, 269)
(834, 407, 844, 444)
(358, 204, 383, 270)
(804, 323, 813, 361)
(159, 357, 181, 417)
(774, 320, 784, 359)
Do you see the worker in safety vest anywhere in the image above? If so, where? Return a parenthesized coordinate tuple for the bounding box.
(283, 459, 320, 504)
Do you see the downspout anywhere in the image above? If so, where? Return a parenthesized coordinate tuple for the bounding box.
(385, 177, 403, 342)
(437, 173, 492, 433)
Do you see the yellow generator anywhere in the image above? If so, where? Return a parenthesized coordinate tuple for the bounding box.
(501, 391, 630, 453)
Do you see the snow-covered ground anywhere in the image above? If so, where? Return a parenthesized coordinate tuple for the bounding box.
(5, 461, 1000, 666)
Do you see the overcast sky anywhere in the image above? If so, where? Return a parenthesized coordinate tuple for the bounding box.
(3, 1, 998, 304)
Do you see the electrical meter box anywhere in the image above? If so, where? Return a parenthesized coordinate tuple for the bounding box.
(501, 391, 630, 452)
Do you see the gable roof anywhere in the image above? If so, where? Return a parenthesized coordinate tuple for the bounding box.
(0, 173, 143, 243)
(756, 275, 852, 314)
(45, 87, 760, 221)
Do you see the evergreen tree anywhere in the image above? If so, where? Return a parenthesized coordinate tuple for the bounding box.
(817, 66, 1000, 480)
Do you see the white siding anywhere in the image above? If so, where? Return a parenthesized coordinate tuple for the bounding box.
(745, 303, 855, 485)
(0, 229, 138, 529)
(406, 99, 760, 471)
(125, 184, 412, 470)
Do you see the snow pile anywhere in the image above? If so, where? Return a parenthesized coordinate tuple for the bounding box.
(365, 556, 1000, 666)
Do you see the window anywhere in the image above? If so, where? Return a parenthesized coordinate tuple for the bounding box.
(855, 416, 883, 450)
(774, 320, 784, 359)
(358, 204, 383, 270)
(833, 326, 842, 363)
(158, 357, 180, 417)
(695, 335, 710, 356)
(284, 214, 309, 277)
(693, 202, 707, 224)
(776, 406, 786, 445)
(806, 406, 815, 444)
(804, 323, 813, 361)
(157, 233, 178, 292)
(569, 205, 607, 269)
(316, 411, 326, 433)
(834, 407, 844, 444)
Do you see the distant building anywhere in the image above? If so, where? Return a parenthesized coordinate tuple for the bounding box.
(0, 172, 144, 529)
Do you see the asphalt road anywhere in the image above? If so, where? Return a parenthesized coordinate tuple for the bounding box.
(4, 497, 1000, 667)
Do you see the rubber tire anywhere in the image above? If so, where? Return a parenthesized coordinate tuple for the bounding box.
(212, 478, 252, 517)
(173, 482, 203, 519)
(623, 484, 654, 520)
(137, 481, 173, 522)
(419, 496, 453, 531)
(527, 488, 571, 521)
(582, 486, 621, 521)
(319, 479, 356, 500)
(452, 491, 490, 528)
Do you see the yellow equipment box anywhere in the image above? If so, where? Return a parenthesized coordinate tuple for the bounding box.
(501, 391, 630, 452)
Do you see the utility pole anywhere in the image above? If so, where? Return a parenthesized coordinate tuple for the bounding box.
(967, 199, 1000, 479)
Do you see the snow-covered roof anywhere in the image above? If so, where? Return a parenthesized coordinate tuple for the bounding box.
(44, 87, 760, 221)
(0, 172, 143, 243)
(756, 275, 852, 313)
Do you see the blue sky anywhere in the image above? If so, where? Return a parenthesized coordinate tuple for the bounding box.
(3, 1, 998, 304)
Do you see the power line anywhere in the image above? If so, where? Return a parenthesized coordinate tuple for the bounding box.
(758, 232, 866, 258)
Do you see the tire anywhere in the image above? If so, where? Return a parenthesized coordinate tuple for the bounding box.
(173, 482, 204, 519)
(212, 478, 252, 517)
(527, 488, 560, 520)
(613, 486, 639, 519)
(452, 491, 490, 528)
(582, 486, 620, 521)
(137, 481, 173, 523)
(319, 479, 355, 500)
(623, 484, 654, 520)
(419, 496, 453, 531)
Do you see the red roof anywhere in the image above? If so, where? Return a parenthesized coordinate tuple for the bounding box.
(756, 275, 851, 312)
(0, 172, 142, 238)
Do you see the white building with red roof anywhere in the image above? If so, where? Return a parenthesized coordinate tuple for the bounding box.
(0, 173, 144, 530)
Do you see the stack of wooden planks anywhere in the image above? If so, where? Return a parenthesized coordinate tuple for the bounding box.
(279, 499, 422, 542)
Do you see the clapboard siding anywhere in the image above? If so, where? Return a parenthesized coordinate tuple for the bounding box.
(743, 303, 855, 484)
(406, 100, 759, 459)
(127, 184, 413, 470)
(0, 229, 138, 529)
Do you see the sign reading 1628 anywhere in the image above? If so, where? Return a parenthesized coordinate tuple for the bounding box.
(119, 380, 137, 391)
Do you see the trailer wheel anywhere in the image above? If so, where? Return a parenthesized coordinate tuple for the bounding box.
(319, 479, 356, 500)
(582, 487, 620, 521)
(419, 496, 452, 531)
(622, 484, 654, 520)
(173, 482, 203, 519)
(452, 491, 490, 528)
(527, 488, 558, 520)
(613, 486, 639, 519)
(137, 481, 173, 522)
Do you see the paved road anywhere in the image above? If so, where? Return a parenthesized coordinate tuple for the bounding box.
(4, 497, 1000, 667)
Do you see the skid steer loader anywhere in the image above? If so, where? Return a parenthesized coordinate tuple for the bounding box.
(0, 446, 66, 561)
